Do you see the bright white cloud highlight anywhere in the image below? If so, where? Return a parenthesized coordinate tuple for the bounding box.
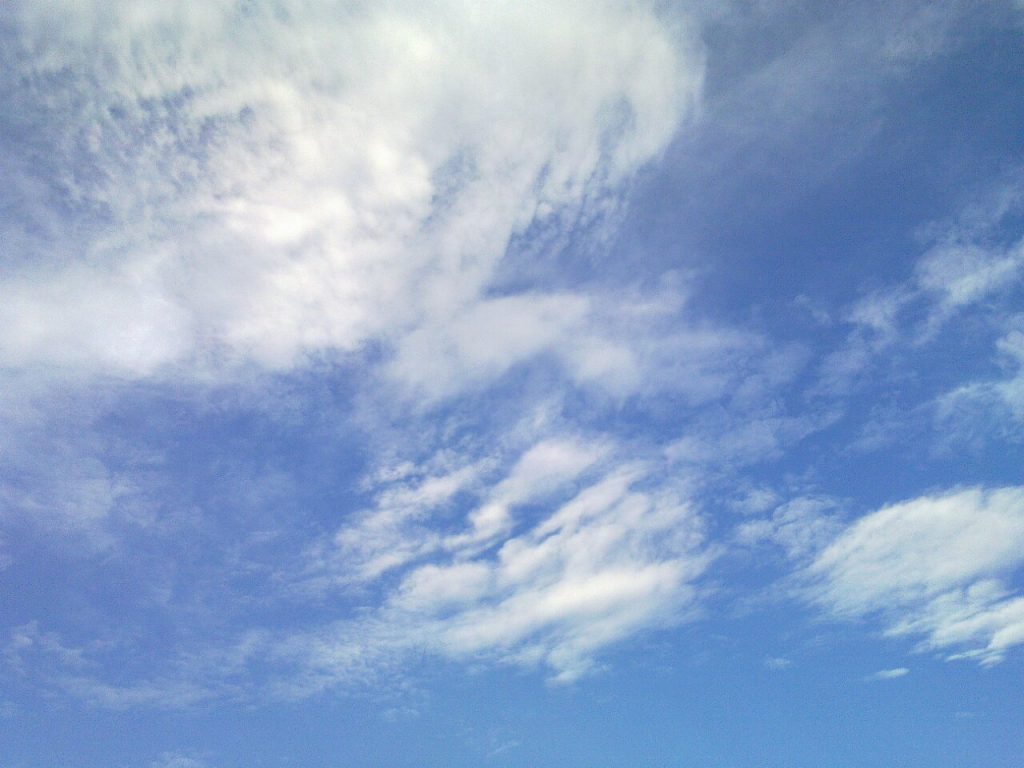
(0, 0, 702, 386)
(291, 442, 711, 686)
(803, 486, 1024, 664)
(865, 667, 909, 681)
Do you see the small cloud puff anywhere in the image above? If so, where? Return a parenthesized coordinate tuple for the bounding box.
(865, 667, 909, 681)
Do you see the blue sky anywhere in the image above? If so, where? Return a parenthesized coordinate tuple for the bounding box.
(1, 1, 1023, 766)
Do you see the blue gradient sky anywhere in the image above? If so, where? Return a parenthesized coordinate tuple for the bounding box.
(1, 2, 1023, 767)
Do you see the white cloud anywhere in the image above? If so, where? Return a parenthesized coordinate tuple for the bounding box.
(387, 293, 592, 401)
(150, 753, 209, 768)
(286, 444, 712, 686)
(0, 0, 720, 564)
(817, 178, 1024, 393)
(731, 487, 781, 516)
(62, 676, 212, 711)
(0, 3, 779, 703)
(736, 496, 842, 560)
(865, 667, 909, 681)
(3, 621, 216, 710)
(802, 486, 1024, 665)
(994, 329, 1024, 418)
(323, 459, 491, 585)
(917, 240, 1024, 322)
(936, 325, 1024, 432)
(8, 0, 1019, 714)
(0, 0, 702, 384)
(4, 621, 88, 672)
(0, 446, 134, 542)
(666, 410, 832, 471)
(316, 436, 608, 587)
(383, 276, 777, 404)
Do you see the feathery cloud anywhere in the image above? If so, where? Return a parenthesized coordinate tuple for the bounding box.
(802, 487, 1024, 665)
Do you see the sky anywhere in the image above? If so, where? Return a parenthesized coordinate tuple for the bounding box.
(1, 1, 1023, 766)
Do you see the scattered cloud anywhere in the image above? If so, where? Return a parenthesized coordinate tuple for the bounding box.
(731, 487, 782, 516)
(1, 0, 1022, 735)
(666, 409, 832, 473)
(290, 442, 713, 686)
(736, 496, 843, 561)
(817, 176, 1024, 394)
(801, 487, 1024, 665)
(0, 0, 712, 553)
(4, 621, 89, 673)
(936, 324, 1024, 437)
(865, 667, 909, 681)
(61, 676, 213, 711)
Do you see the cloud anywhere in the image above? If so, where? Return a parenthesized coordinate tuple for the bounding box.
(0, 0, 719, 567)
(62, 676, 212, 711)
(658, 0, 981, 232)
(0, 440, 135, 542)
(24, 406, 761, 704)
(0, 0, 702, 382)
(817, 175, 1024, 393)
(801, 487, 1024, 665)
(936, 324, 1024, 436)
(731, 487, 781, 516)
(316, 437, 609, 586)
(5, 1, 1018, 718)
(419, 466, 707, 683)
(3, 620, 215, 710)
(0, 2, 810, 707)
(865, 667, 909, 681)
(290, 438, 712, 686)
(736, 496, 842, 560)
(666, 409, 833, 472)
(916, 240, 1024, 327)
(4, 621, 88, 672)
(253, 438, 712, 692)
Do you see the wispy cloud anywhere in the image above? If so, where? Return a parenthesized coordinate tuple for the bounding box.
(816, 174, 1024, 395)
(0, 0, 711, 553)
(0, 0, 702, 382)
(291, 440, 713, 686)
(736, 496, 843, 561)
(800, 487, 1024, 665)
(936, 323, 1024, 439)
(865, 667, 909, 681)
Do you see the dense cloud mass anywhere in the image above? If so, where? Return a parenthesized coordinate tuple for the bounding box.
(0, 0, 699, 379)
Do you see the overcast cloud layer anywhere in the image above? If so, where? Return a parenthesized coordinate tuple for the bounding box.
(2, 2, 1024, 767)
